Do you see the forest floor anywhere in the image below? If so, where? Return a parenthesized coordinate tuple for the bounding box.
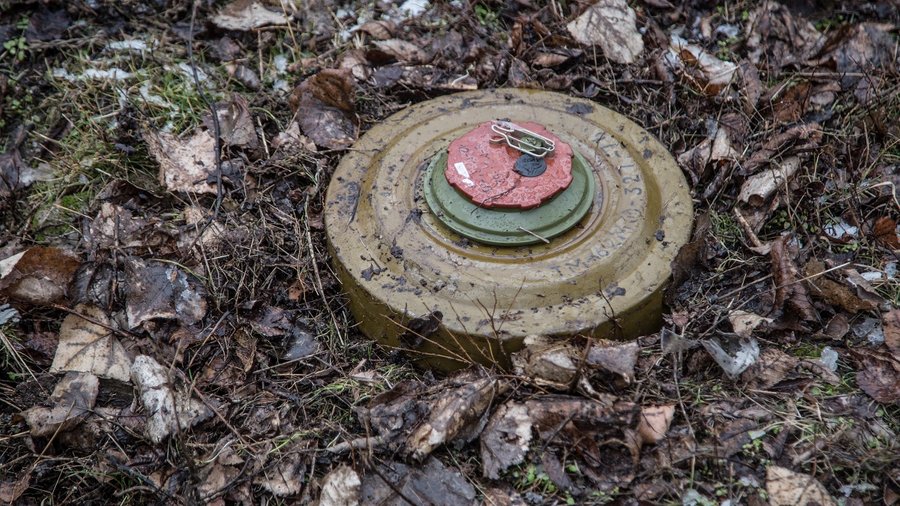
(0, 0, 899, 504)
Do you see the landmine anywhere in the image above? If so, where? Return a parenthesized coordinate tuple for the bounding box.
(325, 89, 693, 370)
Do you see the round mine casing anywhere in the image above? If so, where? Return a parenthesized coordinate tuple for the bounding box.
(324, 89, 693, 370)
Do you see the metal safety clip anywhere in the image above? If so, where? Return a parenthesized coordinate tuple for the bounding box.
(489, 121, 556, 158)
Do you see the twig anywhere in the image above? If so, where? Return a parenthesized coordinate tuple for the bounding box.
(182, 0, 224, 260)
(325, 435, 385, 455)
(732, 207, 765, 249)
(303, 196, 344, 346)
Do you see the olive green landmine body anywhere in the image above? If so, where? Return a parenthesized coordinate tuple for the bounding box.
(324, 89, 693, 371)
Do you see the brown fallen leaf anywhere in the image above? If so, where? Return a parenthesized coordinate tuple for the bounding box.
(586, 339, 640, 383)
(676, 126, 739, 183)
(766, 465, 836, 506)
(21, 371, 98, 437)
(745, 3, 824, 71)
(728, 310, 772, 338)
(738, 156, 801, 206)
(873, 216, 900, 249)
(884, 309, 900, 356)
(741, 123, 822, 176)
(355, 19, 395, 40)
(481, 396, 638, 481)
(50, 304, 132, 382)
(480, 401, 532, 479)
(144, 129, 218, 194)
(317, 465, 361, 506)
(851, 347, 900, 404)
(482, 486, 527, 506)
(360, 458, 477, 506)
(511, 337, 580, 389)
(86, 202, 148, 251)
(740, 347, 798, 389)
(210, 0, 288, 31)
(811, 23, 896, 88)
(125, 257, 208, 329)
(771, 236, 816, 321)
(204, 94, 258, 149)
(336, 49, 371, 82)
(255, 451, 307, 497)
(532, 51, 572, 68)
(356, 380, 429, 452)
(637, 405, 675, 445)
(804, 259, 878, 314)
(761, 80, 811, 122)
(0, 469, 31, 503)
(272, 122, 317, 152)
(372, 65, 478, 92)
(0, 143, 52, 198)
(669, 36, 737, 95)
(0, 247, 79, 305)
(131, 355, 213, 443)
(406, 367, 505, 460)
(566, 0, 643, 64)
(289, 69, 357, 150)
(373, 39, 430, 64)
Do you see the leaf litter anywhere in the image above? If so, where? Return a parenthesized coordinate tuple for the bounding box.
(2, 0, 900, 504)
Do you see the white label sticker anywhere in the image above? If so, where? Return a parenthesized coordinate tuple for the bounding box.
(454, 162, 475, 186)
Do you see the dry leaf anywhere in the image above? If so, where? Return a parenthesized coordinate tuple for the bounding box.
(677, 126, 739, 179)
(873, 216, 900, 249)
(512, 337, 580, 389)
(271, 122, 317, 152)
(337, 49, 371, 82)
(360, 458, 476, 506)
(745, 3, 824, 70)
(407, 368, 504, 460)
(86, 203, 147, 250)
(532, 52, 573, 68)
(805, 259, 878, 314)
(728, 310, 772, 338)
(210, 0, 288, 31)
(289, 69, 357, 150)
(480, 402, 532, 479)
(204, 95, 258, 149)
(481, 397, 638, 480)
(512, 336, 639, 389)
(197, 461, 241, 502)
(355, 20, 395, 40)
(374, 39, 429, 64)
(668, 35, 736, 95)
(738, 156, 801, 206)
(852, 347, 900, 404)
(761, 81, 811, 122)
(771, 236, 816, 321)
(50, 304, 132, 382)
(637, 405, 675, 444)
(766, 466, 836, 506)
(0, 247, 79, 305)
(21, 372, 98, 437)
(0, 469, 30, 503)
(131, 355, 213, 443)
(566, 0, 644, 64)
(740, 347, 798, 389)
(125, 257, 207, 329)
(741, 123, 821, 175)
(255, 454, 306, 496)
(884, 309, 900, 357)
(144, 129, 218, 194)
(586, 339, 640, 383)
(317, 465, 361, 506)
